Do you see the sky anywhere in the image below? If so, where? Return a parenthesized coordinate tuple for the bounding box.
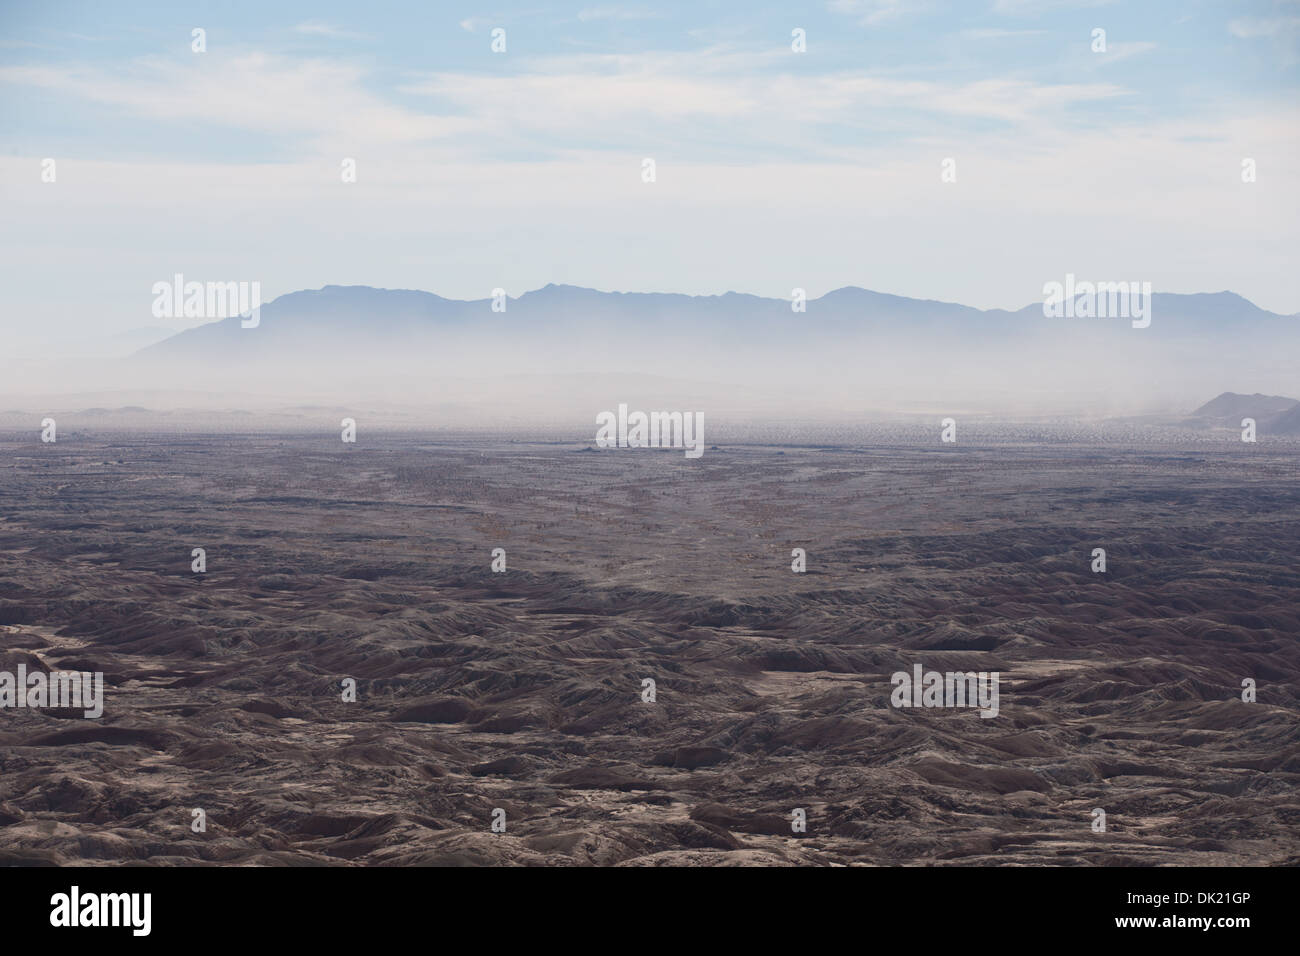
(1, 0, 1297, 352)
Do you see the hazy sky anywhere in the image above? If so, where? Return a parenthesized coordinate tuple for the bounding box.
(1, 0, 1297, 351)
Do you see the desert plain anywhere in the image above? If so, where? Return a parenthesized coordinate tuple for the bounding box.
(0, 425, 1297, 866)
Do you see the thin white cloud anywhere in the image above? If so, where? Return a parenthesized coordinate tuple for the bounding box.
(1228, 16, 1300, 39)
(293, 21, 369, 41)
(962, 28, 1047, 39)
(1095, 40, 1157, 62)
(403, 53, 1127, 143)
(827, 0, 917, 27)
(993, 0, 1114, 13)
(0, 54, 472, 151)
(0, 46, 1133, 164)
(577, 6, 661, 22)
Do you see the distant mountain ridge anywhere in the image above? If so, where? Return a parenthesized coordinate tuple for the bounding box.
(136, 284, 1298, 358)
(1190, 392, 1300, 435)
(124, 284, 1300, 409)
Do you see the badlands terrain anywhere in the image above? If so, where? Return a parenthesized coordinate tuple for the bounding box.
(0, 426, 1297, 865)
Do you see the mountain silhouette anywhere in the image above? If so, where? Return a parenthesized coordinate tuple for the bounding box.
(136, 284, 1298, 361)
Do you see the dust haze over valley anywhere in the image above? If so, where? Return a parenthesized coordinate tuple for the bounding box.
(4, 283, 1299, 428)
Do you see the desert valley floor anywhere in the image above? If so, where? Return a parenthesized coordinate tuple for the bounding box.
(1, 429, 1297, 865)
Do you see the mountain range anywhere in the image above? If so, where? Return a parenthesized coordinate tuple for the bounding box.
(118, 284, 1300, 413)
(137, 284, 1299, 363)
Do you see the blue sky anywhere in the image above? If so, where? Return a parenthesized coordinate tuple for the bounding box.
(1, 1, 1297, 349)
